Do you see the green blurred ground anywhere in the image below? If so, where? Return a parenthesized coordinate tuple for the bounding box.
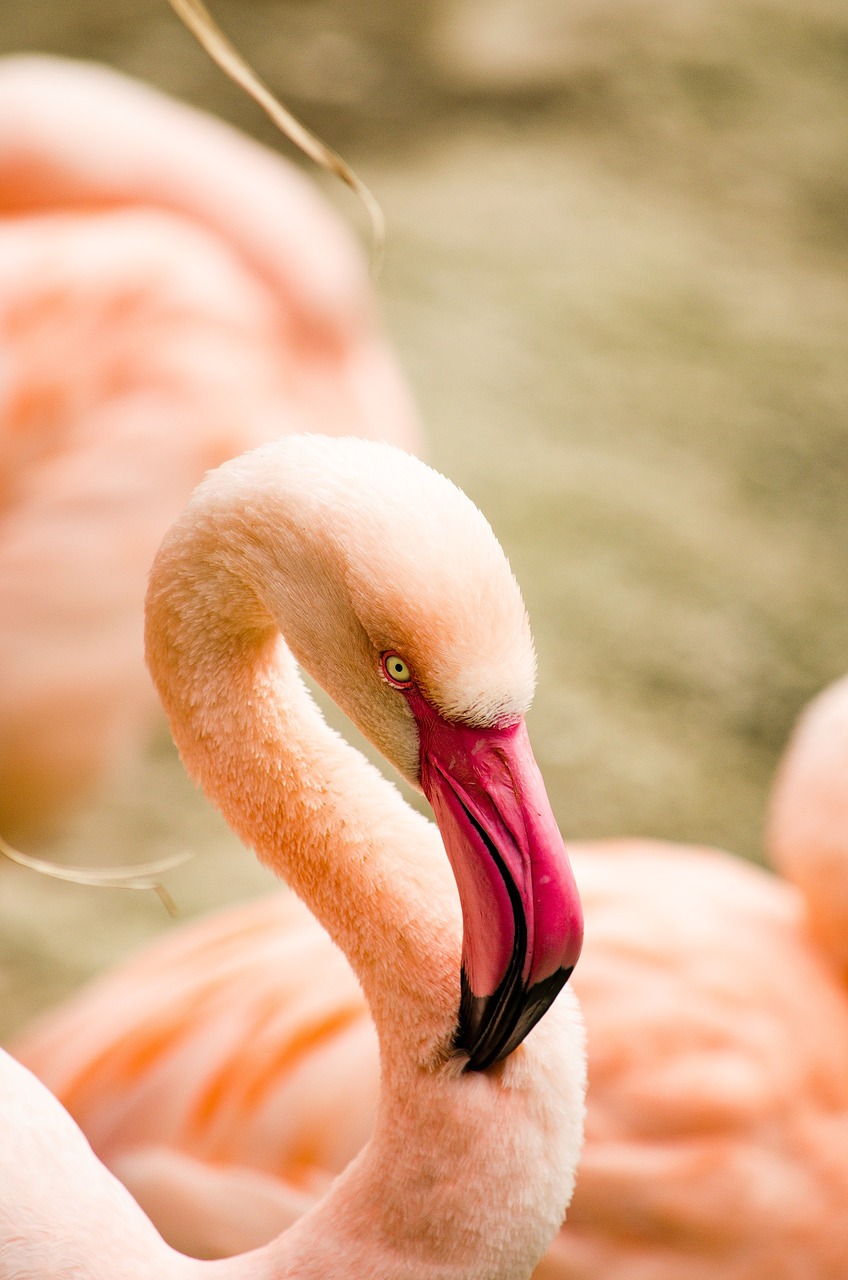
(1, 0, 846, 1037)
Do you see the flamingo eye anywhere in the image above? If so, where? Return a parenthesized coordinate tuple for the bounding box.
(382, 652, 413, 687)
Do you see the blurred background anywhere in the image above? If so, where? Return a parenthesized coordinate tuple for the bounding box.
(1, 0, 846, 1038)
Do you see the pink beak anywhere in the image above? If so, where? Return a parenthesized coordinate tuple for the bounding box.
(408, 689, 583, 1071)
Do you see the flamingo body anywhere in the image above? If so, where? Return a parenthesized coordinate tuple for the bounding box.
(0, 56, 420, 836)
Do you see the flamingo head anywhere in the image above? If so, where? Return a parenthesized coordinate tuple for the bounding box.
(235, 436, 584, 1070)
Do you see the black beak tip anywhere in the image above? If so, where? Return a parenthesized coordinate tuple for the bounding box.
(456, 965, 574, 1073)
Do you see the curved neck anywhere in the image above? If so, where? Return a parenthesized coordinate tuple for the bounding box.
(143, 458, 584, 1280)
(145, 494, 461, 1064)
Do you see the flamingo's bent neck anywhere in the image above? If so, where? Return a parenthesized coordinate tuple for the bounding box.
(144, 437, 585, 1279)
(146, 475, 460, 1064)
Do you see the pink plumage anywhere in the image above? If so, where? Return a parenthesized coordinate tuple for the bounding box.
(3, 433, 587, 1279)
(767, 675, 848, 980)
(0, 55, 420, 838)
(16, 678, 848, 1276)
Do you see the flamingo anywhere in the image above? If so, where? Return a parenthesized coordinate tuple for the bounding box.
(15, 672, 848, 1278)
(1, 434, 587, 1279)
(0, 55, 419, 838)
(766, 674, 848, 982)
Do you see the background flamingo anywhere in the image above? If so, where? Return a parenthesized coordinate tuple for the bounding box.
(1, 433, 587, 1280)
(766, 675, 848, 983)
(15, 673, 848, 1277)
(0, 54, 419, 840)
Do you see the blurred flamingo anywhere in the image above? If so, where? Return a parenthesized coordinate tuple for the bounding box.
(1, 434, 587, 1280)
(766, 675, 848, 981)
(15, 674, 848, 1278)
(0, 54, 420, 839)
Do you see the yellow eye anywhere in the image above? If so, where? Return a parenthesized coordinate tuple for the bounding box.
(382, 652, 412, 686)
